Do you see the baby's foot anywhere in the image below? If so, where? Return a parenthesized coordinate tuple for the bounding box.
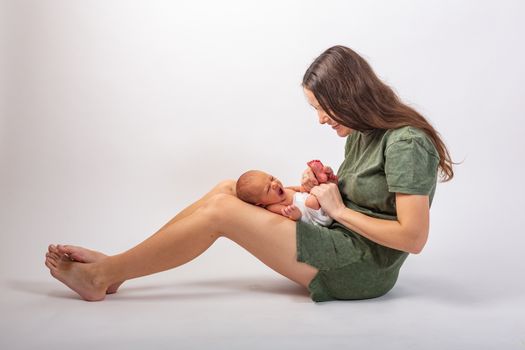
(44, 250, 107, 301)
(49, 244, 123, 294)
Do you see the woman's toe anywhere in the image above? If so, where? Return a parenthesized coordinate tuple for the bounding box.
(45, 258, 56, 270)
(47, 252, 59, 264)
(49, 252, 60, 261)
(57, 244, 70, 255)
(49, 256, 58, 267)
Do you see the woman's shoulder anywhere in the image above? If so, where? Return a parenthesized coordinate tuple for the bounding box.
(384, 125, 425, 142)
(384, 126, 438, 157)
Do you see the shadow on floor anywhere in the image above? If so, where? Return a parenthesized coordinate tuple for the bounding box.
(380, 273, 521, 307)
(8, 272, 513, 305)
(6, 279, 79, 300)
(5, 276, 311, 302)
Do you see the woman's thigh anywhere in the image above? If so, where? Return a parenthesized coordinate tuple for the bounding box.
(203, 193, 319, 288)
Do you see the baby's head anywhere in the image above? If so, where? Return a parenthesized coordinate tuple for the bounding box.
(236, 170, 286, 207)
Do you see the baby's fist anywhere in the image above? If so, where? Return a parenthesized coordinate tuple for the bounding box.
(281, 204, 301, 220)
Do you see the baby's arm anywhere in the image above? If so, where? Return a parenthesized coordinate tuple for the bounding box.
(266, 203, 302, 221)
(305, 194, 321, 210)
(282, 204, 302, 221)
(266, 203, 286, 215)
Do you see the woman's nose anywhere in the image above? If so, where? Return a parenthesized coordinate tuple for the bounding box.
(318, 111, 329, 124)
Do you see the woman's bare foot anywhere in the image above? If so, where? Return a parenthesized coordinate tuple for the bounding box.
(44, 250, 107, 301)
(48, 244, 124, 294)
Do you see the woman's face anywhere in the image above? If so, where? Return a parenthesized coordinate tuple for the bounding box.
(303, 88, 353, 137)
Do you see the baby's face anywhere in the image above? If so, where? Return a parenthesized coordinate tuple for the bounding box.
(252, 171, 286, 206)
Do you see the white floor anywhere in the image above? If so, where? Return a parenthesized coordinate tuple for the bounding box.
(1, 239, 524, 350)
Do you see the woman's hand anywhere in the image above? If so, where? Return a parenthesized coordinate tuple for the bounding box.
(301, 168, 319, 192)
(309, 183, 346, 218)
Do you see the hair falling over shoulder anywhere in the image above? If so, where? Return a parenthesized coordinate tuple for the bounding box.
(302, 45, 457, 182)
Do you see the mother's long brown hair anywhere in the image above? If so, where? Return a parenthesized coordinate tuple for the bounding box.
(303, 45, 455, 182)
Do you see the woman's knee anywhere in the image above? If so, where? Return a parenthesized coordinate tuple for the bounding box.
(197, 193, 237, 227)
(213, 179, 237, 197)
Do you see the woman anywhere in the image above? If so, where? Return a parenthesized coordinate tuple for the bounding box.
(44, 45, 454, 302)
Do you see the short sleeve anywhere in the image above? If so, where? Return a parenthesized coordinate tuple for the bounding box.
(384, 137, 440, 195)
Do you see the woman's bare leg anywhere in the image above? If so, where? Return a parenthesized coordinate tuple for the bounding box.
(45, 193, 318, 301)
(47, 180, 238, 294)
(48, 244, 121, 294)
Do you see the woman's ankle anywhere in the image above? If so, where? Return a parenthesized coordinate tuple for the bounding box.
(90, 258, 120, 289)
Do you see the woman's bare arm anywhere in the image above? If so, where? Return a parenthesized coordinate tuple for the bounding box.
(332, 193, 429, 254)
(310, 183, 429, 254)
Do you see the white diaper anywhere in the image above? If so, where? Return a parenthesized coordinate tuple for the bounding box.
(293, 192, 333, 227)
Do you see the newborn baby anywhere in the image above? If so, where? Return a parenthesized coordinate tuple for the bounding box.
(236, 170, 333, 226)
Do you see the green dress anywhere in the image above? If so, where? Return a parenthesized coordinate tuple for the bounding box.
(296, 126, 440, 302)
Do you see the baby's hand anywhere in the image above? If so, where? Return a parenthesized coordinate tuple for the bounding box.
(281, 204, 301, 220)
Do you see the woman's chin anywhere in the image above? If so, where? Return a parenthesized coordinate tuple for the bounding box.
(336, 128, 352, 137)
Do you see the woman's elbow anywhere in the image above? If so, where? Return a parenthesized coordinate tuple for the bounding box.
(408, 230, 428, 254)
(409, 243, 424, 255)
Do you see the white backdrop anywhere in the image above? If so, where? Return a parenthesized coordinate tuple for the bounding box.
(1, 0, 524, 347)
